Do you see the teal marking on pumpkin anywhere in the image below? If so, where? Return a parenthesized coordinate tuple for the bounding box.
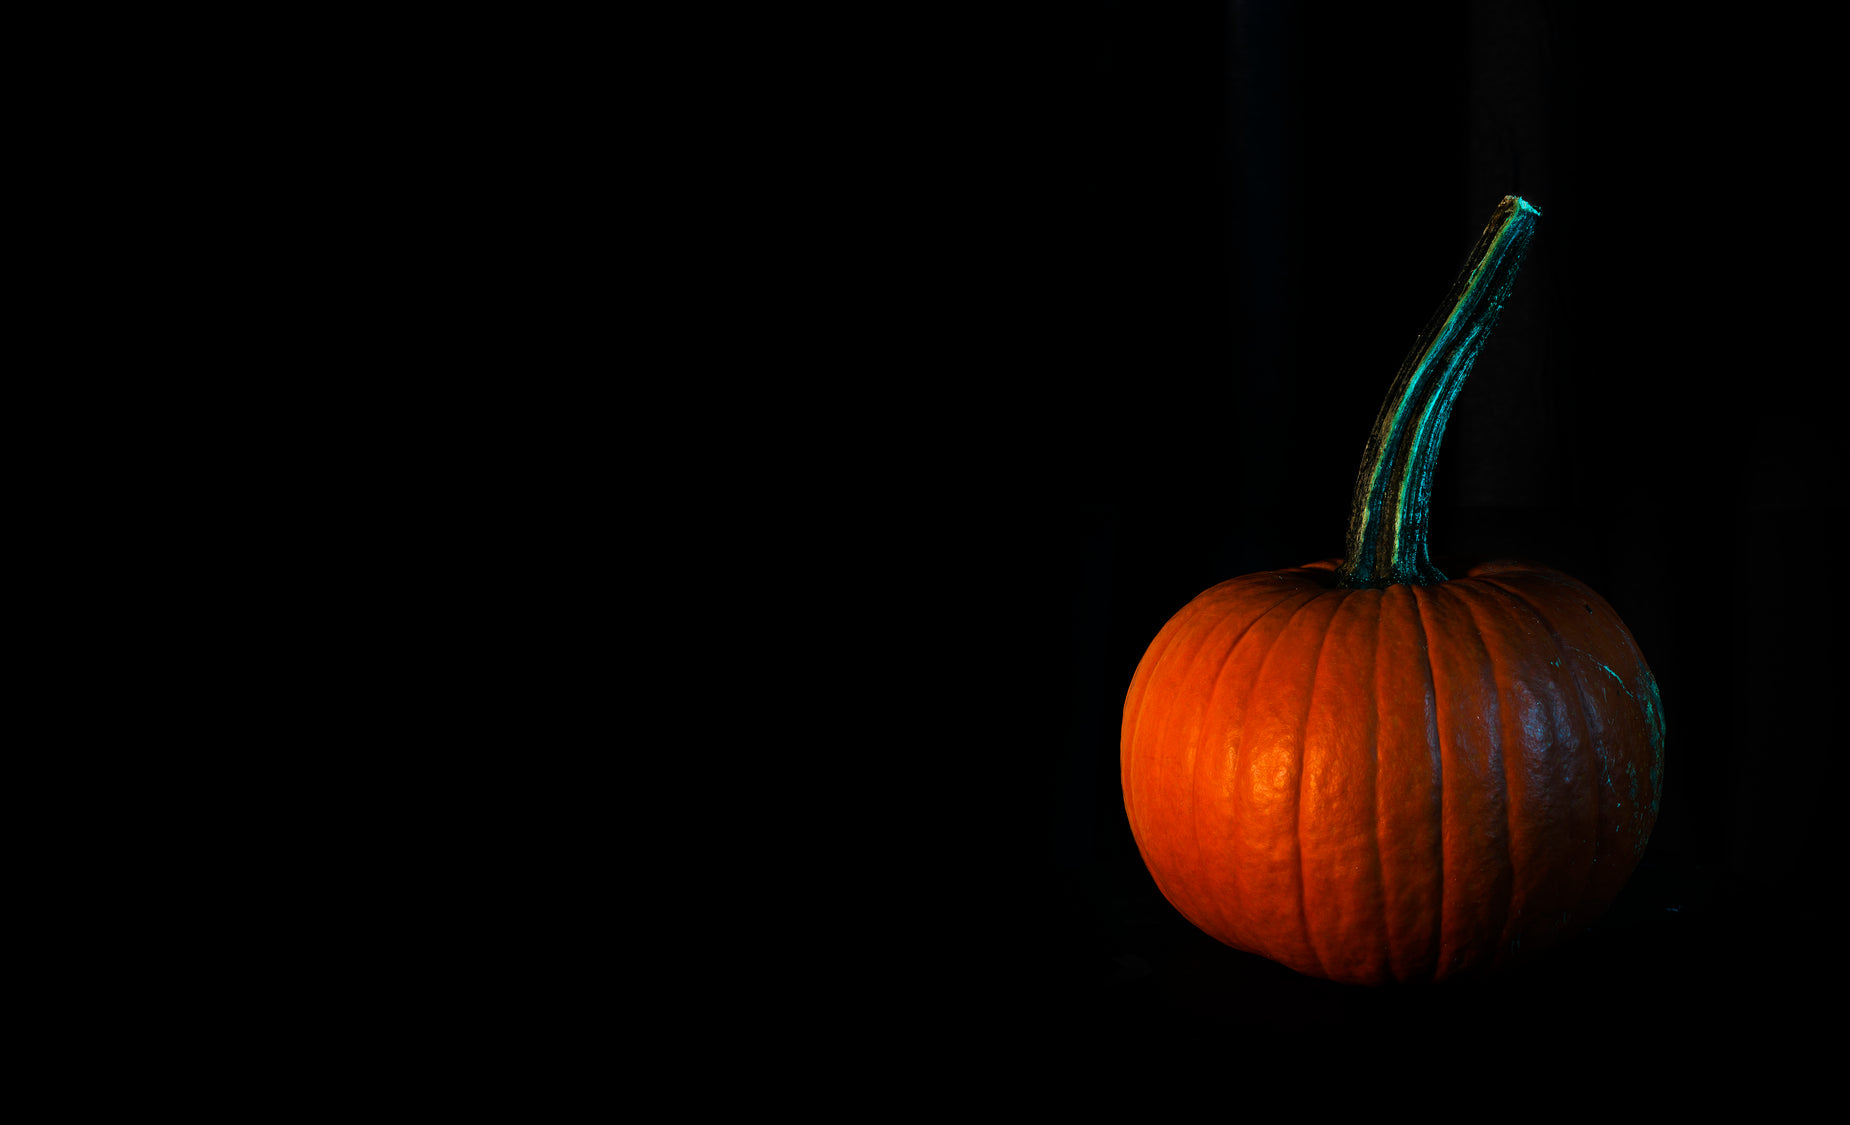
(1641, 668, 1666, 815)
(1592, 660, 1635, 701)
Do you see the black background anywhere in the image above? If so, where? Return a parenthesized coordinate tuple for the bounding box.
(927, 1, 1839, 1062)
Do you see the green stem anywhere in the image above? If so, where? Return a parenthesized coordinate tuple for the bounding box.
(1335, 195, 1541, 589)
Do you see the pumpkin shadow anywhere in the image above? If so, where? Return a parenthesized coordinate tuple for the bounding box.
(1031, 852, 1747, 1060)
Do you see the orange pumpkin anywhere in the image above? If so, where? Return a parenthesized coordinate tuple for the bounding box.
(1120, 198, 1664, 984)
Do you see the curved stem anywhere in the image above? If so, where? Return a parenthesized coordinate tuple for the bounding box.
(1335, 196, 1541, 590)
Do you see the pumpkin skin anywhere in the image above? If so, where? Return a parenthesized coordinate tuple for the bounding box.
(1120, 557, 1665, 985)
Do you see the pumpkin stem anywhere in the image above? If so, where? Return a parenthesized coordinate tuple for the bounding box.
(1336, 196, 1541, 589)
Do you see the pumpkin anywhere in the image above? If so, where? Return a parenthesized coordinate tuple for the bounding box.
(1120, 197, 1664, 984)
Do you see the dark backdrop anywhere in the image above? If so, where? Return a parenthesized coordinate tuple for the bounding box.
(934, 1, 1838, 1061)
